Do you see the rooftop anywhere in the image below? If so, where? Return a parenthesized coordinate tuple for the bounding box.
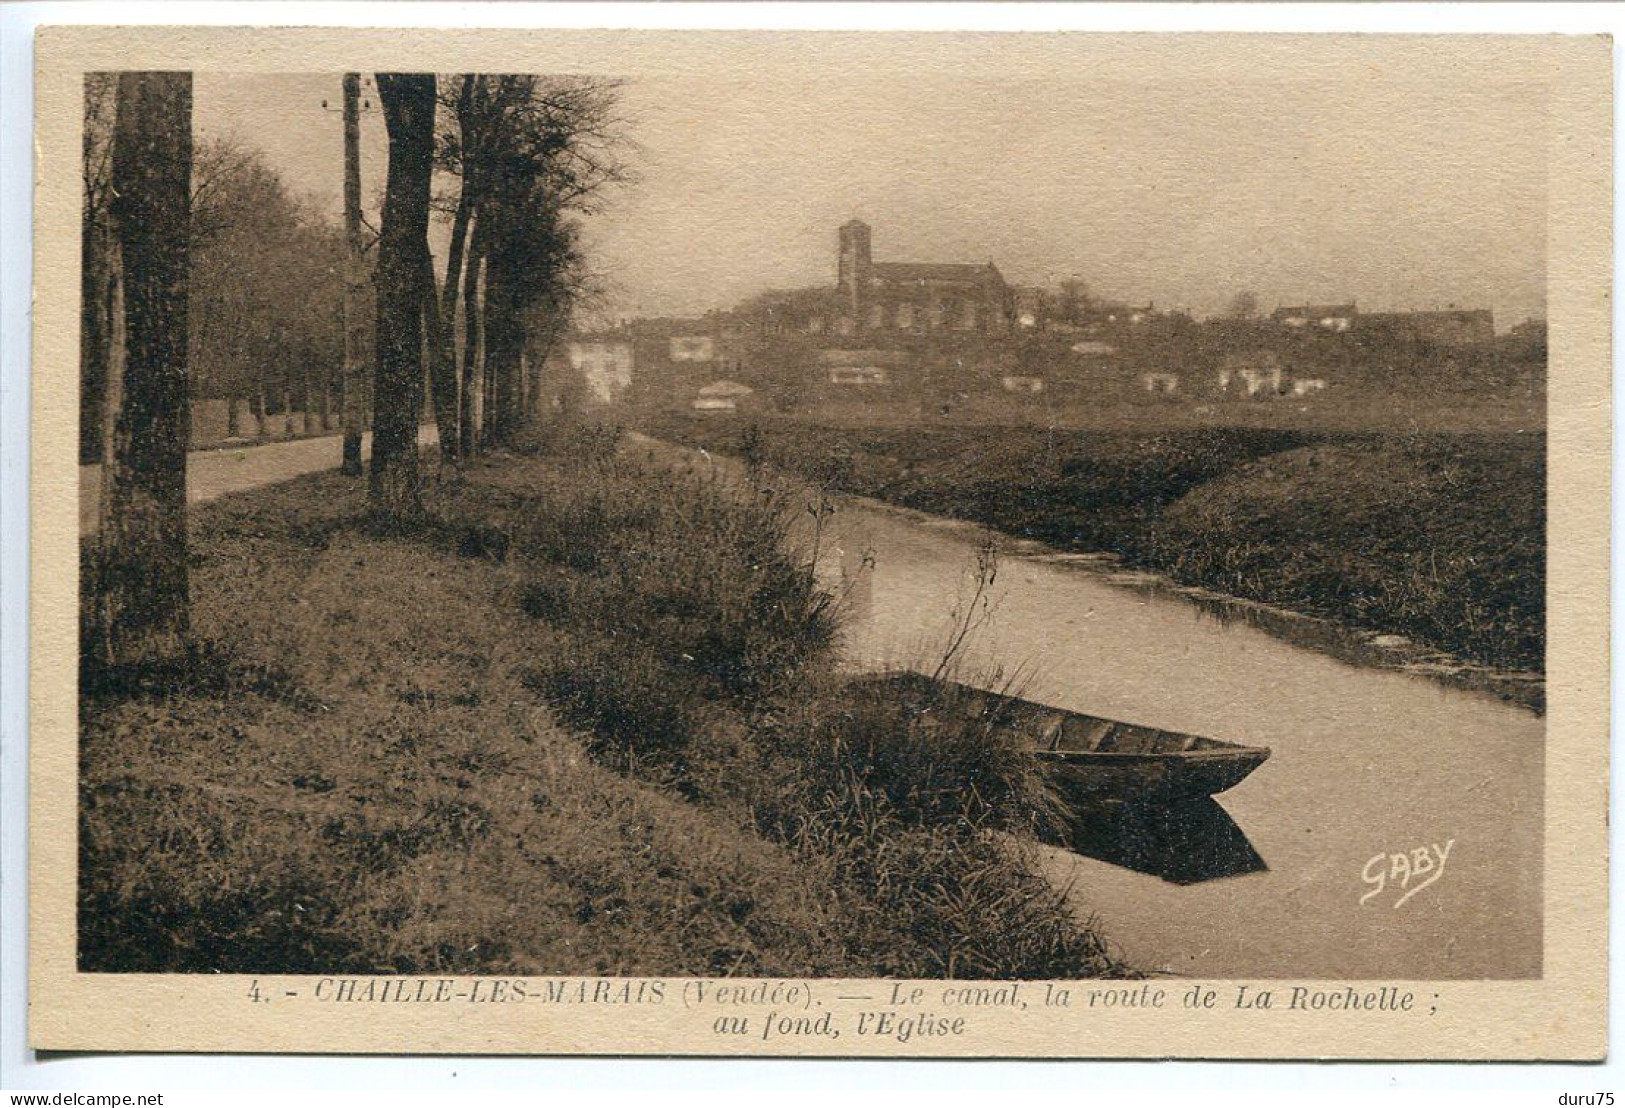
(870, 261, 1004, 286)
(1272, 303, 1358, 320)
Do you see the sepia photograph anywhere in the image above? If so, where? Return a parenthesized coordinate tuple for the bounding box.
(24, 26, 1609, 1060)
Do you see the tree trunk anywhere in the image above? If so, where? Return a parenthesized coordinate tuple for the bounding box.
(253, 386, 267, 440)
(480, 259, 496, 444)
(80, 207, 111, 465)
(97, 71, 192, 667)
(482, 338, 496, 443)
(418, 295, 432, 425)
(282, 386, 295, 438)
(320, 379, 332, 430)
(484, 248, 525, 447)
(340, 72, 366, 476)
(421, 259, 459, 465)
(518, 348, 529, 421)
(368, 73, 435, 523)
(526, 312, 565, 419)
(459, 220, 484, 459)
(227, 394, 242, 438)
(301, 374, 313, 435)
(436, 210, 472, 462)
(97, 245, 125, 536)
(436, 202, 478, 456)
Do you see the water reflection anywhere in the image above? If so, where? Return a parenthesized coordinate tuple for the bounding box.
(1045, 797, 1267, 886)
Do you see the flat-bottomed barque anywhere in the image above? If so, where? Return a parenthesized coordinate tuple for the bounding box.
(856, 671, 1271, 804)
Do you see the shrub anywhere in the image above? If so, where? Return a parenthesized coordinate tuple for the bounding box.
(499, 461, 839, 714)
(525, 636, 717, 764)
(511, 415, 624, 469)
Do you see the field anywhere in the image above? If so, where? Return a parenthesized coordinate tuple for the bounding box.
(640, 413, 1546, 676)
(79, 431, 1132, 978)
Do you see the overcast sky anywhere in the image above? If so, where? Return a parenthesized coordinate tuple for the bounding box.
(194, 63, 1548, 326)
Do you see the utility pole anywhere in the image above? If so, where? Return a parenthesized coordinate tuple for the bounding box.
(339, 73, 366, 475)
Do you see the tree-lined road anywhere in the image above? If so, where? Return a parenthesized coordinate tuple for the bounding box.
(78, 426, 437, 535)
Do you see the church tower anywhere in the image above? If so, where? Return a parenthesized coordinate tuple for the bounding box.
(838, 219, 872, 322)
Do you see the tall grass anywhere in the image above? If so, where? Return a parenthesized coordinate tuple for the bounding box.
(487, 425, 1129, 978)
(79, 470, 861, 976)
(80, 425, 1133, 977)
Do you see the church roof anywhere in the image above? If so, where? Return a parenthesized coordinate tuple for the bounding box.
(871, 261, 1004, 286)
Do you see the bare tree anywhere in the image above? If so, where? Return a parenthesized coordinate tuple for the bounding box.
(367, 73, 436, 523)
(521, 231, 601, 419)
(96, 71, 193, 666)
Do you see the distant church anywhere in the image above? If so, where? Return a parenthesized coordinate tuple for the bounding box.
(836, 220, 1012, 334)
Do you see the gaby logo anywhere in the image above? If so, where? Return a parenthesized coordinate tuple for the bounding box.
(1360, 840, 1456, 909)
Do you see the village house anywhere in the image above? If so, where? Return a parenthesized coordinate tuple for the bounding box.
(1010, 282, 1143, 333)
(1353, 308, 1495, 347)
(1217, 351, 1286, 398)
(1000, 374, 1045, 394)
(1097, 303, 1157, 327)
(560, 335, 634, 405)
(1070, 340, 1117, 357)
(692, 380, 754, 413)
(819, 348, 912, 387)
(669, 334, 716, 362)
(1141, 372, 1180, 396)
(620, 314, 755, 406)
(828, 366, 889, 386)
(1272, 303, 1358, 332)
(1268, 302, 1494, 346)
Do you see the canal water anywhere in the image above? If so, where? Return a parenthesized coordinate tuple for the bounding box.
(817, 496, 1543, 981)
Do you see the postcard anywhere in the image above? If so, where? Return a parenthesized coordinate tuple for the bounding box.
(29, 26, 1610, 1058)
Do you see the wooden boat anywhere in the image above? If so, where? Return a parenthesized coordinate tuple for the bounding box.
(854, 671, 1271, 804)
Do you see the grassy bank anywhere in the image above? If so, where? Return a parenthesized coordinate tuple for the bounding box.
(641, 414, 1544, 675)
(80, 429, 1130, 978)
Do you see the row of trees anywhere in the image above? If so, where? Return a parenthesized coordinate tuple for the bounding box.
(365, 72, 626, 512)
(89, 71, 627, 665)
(427, 74, 625, 464)
(84, 81, 359, 464)
(192, 142, 355, 441)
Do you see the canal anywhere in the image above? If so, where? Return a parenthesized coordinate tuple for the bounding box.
(818, 494, 1542, 980)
